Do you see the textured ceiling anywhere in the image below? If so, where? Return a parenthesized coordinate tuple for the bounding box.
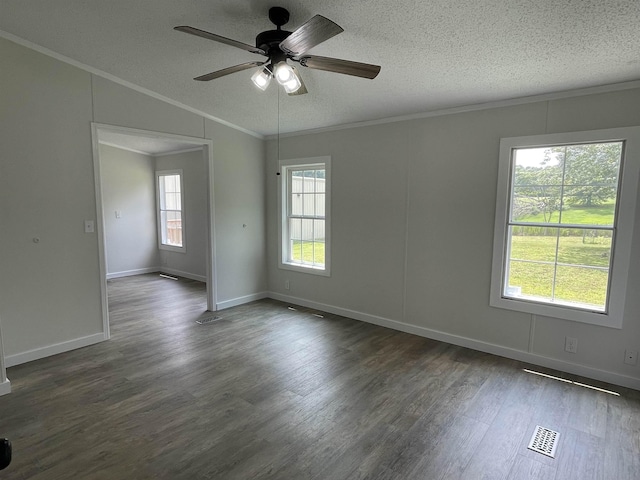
(1, 0, 639, 136)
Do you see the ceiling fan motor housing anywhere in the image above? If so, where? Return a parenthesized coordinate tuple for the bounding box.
(255, 29, 291, 58)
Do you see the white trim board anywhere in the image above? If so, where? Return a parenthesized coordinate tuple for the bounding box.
(4, 333, 105, 368)
(268, 292, 640, 391)
(217, 292, 268, 311)
(106, 267, 160, 279)
(160, 268, 206, 283)
(0, 380, 11, 396)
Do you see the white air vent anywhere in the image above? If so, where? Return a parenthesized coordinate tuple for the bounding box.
(196, 316, 221, 325)
(528, 426, 559, 458)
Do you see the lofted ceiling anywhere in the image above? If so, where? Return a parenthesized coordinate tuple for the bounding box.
(1, 0, 640, 137)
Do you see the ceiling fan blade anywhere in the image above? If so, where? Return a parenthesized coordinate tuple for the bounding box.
(194, 62, 265, 81)
(299, 55, 381, 79)
(279, 15, 343, 56)
(174, 26, 266, 55)
(288, 67, 308, 96)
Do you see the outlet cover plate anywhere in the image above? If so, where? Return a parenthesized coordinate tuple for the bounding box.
(565, 336, 578, 354)
(624, 350, 638, 365)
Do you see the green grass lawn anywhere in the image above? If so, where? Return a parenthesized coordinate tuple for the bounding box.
(517, 201, 616, 225)
(508, 235, 610, 307)
(291, 240, 325, 266)
(509, 203, 614, 307)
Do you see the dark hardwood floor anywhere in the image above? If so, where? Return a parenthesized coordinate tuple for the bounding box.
(1, 273, 639, 479)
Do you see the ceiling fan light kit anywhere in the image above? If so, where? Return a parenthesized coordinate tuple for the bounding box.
(251, 66, 272, 91)
(175, 6, 381, 96)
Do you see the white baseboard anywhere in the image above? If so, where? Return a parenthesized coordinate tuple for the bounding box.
(4, 332, 106, 368)
(106, 267, 159, 279)
(268, 292, 640, 391)
(160, 268, 206, 283)
(0, 379, 11, 396)
(217, 292, 268, 310)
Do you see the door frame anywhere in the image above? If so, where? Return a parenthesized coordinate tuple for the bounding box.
(91, 123, 217, 339)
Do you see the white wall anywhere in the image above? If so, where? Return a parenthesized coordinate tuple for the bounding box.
(266, 89, 640, 389)
(155, 150, 208, 280)
(207, 120, 267, 308)
(100, 144, 159, 276)
(0, 36, 267, 369)
(0, 37, 102, 362)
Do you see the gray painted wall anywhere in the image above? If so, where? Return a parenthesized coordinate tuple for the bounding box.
(100, 144, 159, 276)
(155, 150, 208, 280)
(266, 89, 640, 388)
(0, 37, 267, 367)
(207, 120, 267, 305)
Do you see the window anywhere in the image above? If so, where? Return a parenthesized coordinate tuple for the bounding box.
(156, 170, 185, 252)
(490, 127, 640, 328)
(279, 157, 331, 275)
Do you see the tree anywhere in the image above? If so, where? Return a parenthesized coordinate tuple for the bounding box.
(555, 143, 621, 207)
(512, 142, 622, 225)
(513, 154, 562, 223)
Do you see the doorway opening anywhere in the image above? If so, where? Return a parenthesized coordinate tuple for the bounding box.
(91, 123, 216, 339)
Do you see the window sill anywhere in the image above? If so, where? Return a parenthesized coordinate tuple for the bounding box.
(279, 262, 330, 277)
(159, 244, 186, 254)
(489, 294, 622, 329)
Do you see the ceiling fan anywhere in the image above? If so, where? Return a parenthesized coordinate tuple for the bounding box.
(174, 6, 381, 95)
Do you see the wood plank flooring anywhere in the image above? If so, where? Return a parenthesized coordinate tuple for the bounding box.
(1, 273, 639, 479)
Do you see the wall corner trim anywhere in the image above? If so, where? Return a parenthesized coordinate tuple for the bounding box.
(267, 292, 640, 391)
(0, 380, 11, 396)
(4, 333, 106, 368)
(216, 292, 269, 311)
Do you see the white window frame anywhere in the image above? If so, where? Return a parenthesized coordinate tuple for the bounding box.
(278, 156, 331, 276)
(156, 169, 186, 253)
(490, 127, 640, 328)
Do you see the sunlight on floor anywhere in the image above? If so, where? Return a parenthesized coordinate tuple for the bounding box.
(523, 368, 620, 396)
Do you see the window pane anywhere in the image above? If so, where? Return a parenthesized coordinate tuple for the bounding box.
(556, 229, 612, 268)
(291, 171, 304, 193)
(316, 172, 326, 193)
(505, 260, 554, 300)
(164, 175, 177, 193)
(303, 170, 315, 190)
(508, 226, 558, 263)
(301, 218, 314, 242)
(291, 193, 303, 215)
(511, 186, 562, 223)
(313, 219, 325, 242)
(554, 266, 608, 310)
(300, 193, 315, 216)
(560, 187, 616, 225)
(313, 242, 325, 266)
(158, 180, 166, 209)
(315, 193, 325, 218)
(289, 218, 302, 240)
(160, 210, 168, 244)
(165, 211, 182, 246)
(513, 147, 563, 184)
(165, 192, 180, 210)
(282, 162, 329, 273)
(291, 240, 303, 263)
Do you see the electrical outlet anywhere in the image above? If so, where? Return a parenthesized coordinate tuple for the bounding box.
(285, 280, 290, 290)
(565, 336, 578, 354)
(624, 350, 638, 365)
